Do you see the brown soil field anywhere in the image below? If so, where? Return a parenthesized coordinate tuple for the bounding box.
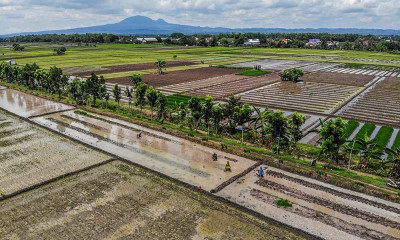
(187, 73, 280, 99)
(107, 67, 243, 87)
(302, 72, 374, 86)
(0, 161, 306, 240)
(72, 60, 196, 77)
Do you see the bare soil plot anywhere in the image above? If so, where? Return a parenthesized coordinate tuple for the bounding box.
(302, 72, 374, 86)
(218, 166, 400, 240)
(238, 81, 362, 114)
(187, 73, 281, 99)
(158, 74, 248, 95)
(32, 110, 256, 191)
(337, 77, 400, 127)
(0, 86, 7, 90)
(107, 67, 243, 87)
(0, 110, 111, 196)
(0, 161, 304, 240)
(0, 89, 74, 118)
(72, 60, 196, 77)
(230, 59, 340, 72)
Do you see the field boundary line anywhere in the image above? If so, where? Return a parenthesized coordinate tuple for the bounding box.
(28, 107, 77, 119)
(0, 158, 117, 202)
(210, 160, 262, 193)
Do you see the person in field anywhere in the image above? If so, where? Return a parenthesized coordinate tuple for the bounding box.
(224, 161, 232, 172)
(257, 167, 264, 177)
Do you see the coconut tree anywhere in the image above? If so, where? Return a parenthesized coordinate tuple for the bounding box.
(233, 104, 253, 144)
(383, 147, 400, 179)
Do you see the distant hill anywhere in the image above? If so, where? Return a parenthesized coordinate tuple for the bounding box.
(2, 16, 399, 37)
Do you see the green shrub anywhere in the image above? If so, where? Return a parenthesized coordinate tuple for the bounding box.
(275, 199, 292, 208)
(243, 149, 251, 153)
(202, 137, 209, 142)
(74, 110, 88, 116)
(355, 182, 365, 187)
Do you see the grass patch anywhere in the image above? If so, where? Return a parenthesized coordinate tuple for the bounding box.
(373, 126, 394, 148)
(392, 132, 400, 149)
(344, 120, 359, 139)
(238, 69, 271, 76)
(74, 109, 88, 116)
(166, 94, 202, 107)
(274, 199, 293, 208)
(354, 123, 376, 148)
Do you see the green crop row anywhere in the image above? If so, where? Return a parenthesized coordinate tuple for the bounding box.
(373, 126, 394, 148)
(343, 120, 359, 139)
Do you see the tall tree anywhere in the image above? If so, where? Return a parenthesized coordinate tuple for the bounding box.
(112, 84, 122, 106)
(86, 73, 105, 106)
(146, 86, 159, 120)
(124, 86, 133, 113)
(135, 82, 148, 118)
(266, 110, 290, 154)
(318, 118, 348, 169)
(233, 104, 254, 144)
(154, 59, 167, 74)
(212, 105, 224, 135)
(188, 97, 203, 131)
(130, 74, 142, 87)
(202, 95, 214, 134)
(156, 93, 168, 123)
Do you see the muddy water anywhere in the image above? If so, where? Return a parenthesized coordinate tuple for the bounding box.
(32, 110, 255, 191)
(0, 109, 111, 196)
(0, 89, 74, 118)
(218, 165, 400, 240)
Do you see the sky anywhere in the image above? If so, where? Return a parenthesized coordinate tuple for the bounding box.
(0, 0, 399, 34)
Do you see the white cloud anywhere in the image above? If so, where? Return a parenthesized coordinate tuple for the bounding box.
(0, 0, 399, 34)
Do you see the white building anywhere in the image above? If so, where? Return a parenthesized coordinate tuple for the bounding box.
(244, 39, 261, 46)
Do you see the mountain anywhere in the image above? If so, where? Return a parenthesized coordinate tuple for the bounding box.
(2, 16, 399, 37)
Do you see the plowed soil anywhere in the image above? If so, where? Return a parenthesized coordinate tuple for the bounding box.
(107, 67, 243, 87)
(302, 72, 374, 86)
(72, 61, 196, 77)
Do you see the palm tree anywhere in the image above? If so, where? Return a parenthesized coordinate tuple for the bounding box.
(383, 147, 400, 179)
(356, 133, 383, 168)
(155, 59, 166, 74)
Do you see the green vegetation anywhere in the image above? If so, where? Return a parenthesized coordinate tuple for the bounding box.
(344, 120, 359, 139)
(166, 94, 199, 107)
(238, 69, 271, 76)
(280, 68, 304, 82)
(355, 123, 376, 140)
(274, 199, 293, 208)
(374, 126, 394, 148)
(392, 132, 400, 149)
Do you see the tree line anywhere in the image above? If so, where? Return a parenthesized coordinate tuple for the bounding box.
(2, 32, 399, 53)
(0, 62, 398, 179)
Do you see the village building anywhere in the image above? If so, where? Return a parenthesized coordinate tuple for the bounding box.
(243, 39, 260, 46)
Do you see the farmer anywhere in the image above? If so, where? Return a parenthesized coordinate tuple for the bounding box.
(137, 132, 142, 138)
(257, 167, 264, 177)
(212, 153, 218, 161)
(224, 161, 232, 172)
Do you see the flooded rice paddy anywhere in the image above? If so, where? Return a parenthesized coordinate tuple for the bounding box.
(1, 89, 399, 239)
(32, 110, 256, 191)
(0, 109, 111, 196)
(0, 89, 74, 118)
(217, 166, 400, 240)
(0, 161, 304, 240)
